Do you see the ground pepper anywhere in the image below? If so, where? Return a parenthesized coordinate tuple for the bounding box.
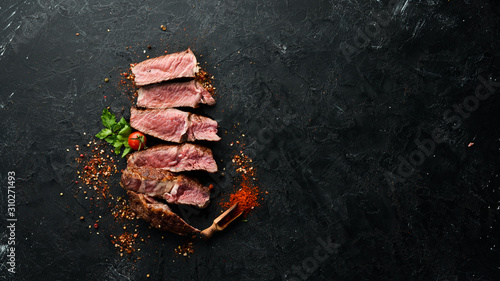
(220, 151, 262, 217)
(175, 241, 194, 257)
(74, 138, 140, 257)
(196, 68, 216, 97)
(112, 232, 136, 255)
(75, 140, 117, 199)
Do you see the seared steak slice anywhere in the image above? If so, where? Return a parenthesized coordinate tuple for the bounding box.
(121, 166, 210, 208)
(131, 48, 198, 86)
(127, 191, 199, 235)
(130, 107, 220, 143)
(137, 80, 215, 108)
(127, 144, 218, 173)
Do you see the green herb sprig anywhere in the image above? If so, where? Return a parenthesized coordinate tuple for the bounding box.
(95, 108, 132, 157)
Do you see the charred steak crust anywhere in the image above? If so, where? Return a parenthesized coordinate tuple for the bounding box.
(127, 191, 199, 235)
(130, 107, 220, 143)
(120, 166, 210, 208)
(127, 143, 218, 173)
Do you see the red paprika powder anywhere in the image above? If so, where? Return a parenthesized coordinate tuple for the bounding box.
(220, 151, 262, 217)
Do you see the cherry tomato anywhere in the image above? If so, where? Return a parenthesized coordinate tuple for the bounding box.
(128, 132, 147, 150)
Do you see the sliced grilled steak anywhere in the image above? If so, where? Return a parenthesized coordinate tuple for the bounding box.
(121, 166, 210, 208)
(130, 107, 220, 143)
(131, 48, 198, 86)
(137, 80, 215, 108)
(127, 191, 199, 235)
(127, 143, 218, 173)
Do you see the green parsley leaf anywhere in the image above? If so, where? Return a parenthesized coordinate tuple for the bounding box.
(116, 134, 127, 142)
(101, 108, 116, 129)
(118, 125, 132, 138)
(96, 108, 136, 157)
(104, 134, 118, 144)
(96, 128, 112, 139)
(114, 142, 123, 154)
(117, 117, 128, 127)
(122, 147, 132, 157)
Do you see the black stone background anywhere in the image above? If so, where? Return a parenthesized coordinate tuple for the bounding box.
(0, 0, 499, 280)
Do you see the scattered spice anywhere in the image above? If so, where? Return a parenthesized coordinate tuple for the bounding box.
(117, 70, 136, 102)
(75, 140, 118, 199)
(104, 78, 109, 82)
(196, 69, 216, 96)
(220, 152, 262, 217)
(111, 197, 137, 221)
(111, 233, 136, 254)
(74, 139, 141, 256)
(175, 242, 194, 257)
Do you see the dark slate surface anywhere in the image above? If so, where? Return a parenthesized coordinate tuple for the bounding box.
(1, 0, 499, 280)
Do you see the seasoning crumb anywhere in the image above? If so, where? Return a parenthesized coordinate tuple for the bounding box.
(60, 193, 63, 196)
(175, 242, 194, 256)
(147, 274, 150, 278)
(105, 78, 109, 82)
(220, 152, 261, 217)
(76, 33, 80, 36)
(160, 25, 166, 31)
(80, 216, 84, 220)
(112, 232, 137, 254)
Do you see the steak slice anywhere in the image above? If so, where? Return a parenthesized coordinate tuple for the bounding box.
(127, 191, 199, 235)
(121, 166, 210, 208)
(127, 143, 218, 173)
(131, 48, 198, 86)
(137, 80, 215, 108)
(130, 107, 220, 143)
